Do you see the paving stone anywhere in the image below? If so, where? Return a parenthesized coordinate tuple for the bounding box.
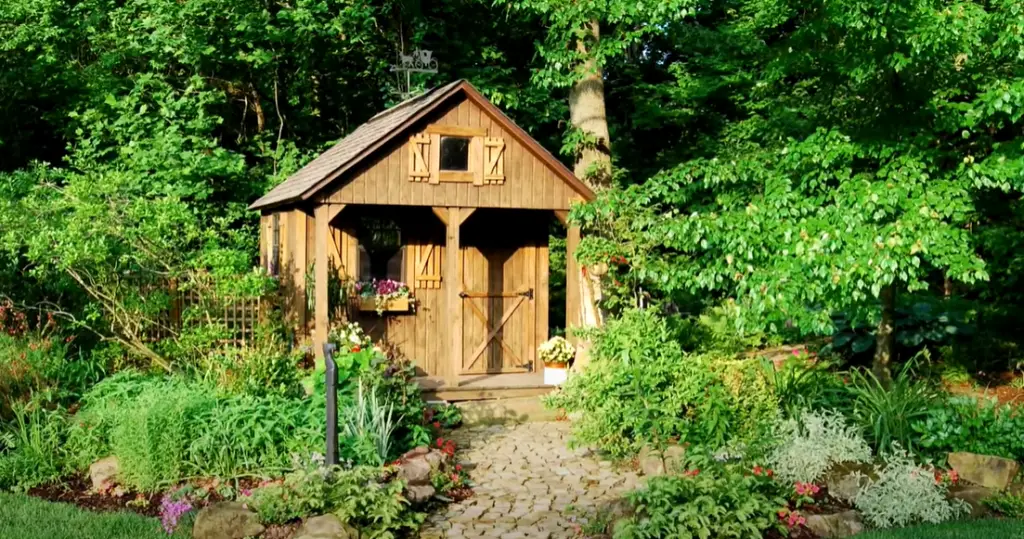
(418, 421, 635, 539)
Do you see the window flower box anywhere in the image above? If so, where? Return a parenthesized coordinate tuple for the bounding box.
(353, 279, 414, 315)
(357, 296, 410, 313)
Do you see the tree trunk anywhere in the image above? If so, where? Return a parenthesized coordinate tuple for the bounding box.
(569, 19, 612, 189)
(566, 19, 611, 369)
(873, 284, 896, 386)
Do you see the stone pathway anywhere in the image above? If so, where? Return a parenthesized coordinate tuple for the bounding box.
(419, 421, 641, 539)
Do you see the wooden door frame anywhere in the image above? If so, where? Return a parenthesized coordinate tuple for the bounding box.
(460, 286, 533, 373)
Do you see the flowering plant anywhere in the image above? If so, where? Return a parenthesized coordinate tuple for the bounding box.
(792, 481, 820, 507)
(353, 279, 413, 314)
(537, 336, 575, 366)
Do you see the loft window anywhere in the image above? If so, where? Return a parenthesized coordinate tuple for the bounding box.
(439, 136, 470, 171)
(357, 217, 404, 281)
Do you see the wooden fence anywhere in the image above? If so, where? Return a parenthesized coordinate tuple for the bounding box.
(149, 289, 265, 347)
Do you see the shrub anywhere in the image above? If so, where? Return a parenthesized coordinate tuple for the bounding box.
(767, 408, 872, 484)
(339, 382, 398, 466)
(846, 360, 938, 451)
(0, 405, 68, 491)
(762, 356, 848, 419)
(983, 492, 1024, 518)
(0, 334, 104, 416)
(545, 309, 742, 458)
(853, 446, 968, 528)
(615, 454, 789, 539)
(242, 461, 423, 538)
(67, 373, 323, 490)
(911, 396, 1024, 463)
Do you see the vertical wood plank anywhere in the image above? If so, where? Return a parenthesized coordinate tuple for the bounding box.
(525, 243, 536, 368)
(536, 241, 550, 367)
(566, 224, 581, 346)
(292, 210, 308, 334)
(314, 204, 330, 362)
(445, 208, 462, 385)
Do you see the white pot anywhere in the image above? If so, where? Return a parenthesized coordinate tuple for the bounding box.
(544, 364, 568, 386)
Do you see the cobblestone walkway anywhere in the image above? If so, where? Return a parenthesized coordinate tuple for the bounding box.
(419, 421, 641, 539)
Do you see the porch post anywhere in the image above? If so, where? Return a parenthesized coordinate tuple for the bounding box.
(314, 203, 330, 363)
(445, 207, 462, 386)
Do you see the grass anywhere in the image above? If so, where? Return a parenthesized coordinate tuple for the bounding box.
(856, 518, 1024, 538)
(0, 492, 189, 539)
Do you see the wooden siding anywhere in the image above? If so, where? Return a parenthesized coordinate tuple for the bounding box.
(322, 96, 580, 211)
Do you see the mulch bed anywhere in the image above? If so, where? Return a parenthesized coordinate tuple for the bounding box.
(946, 372, 1024, 406)
(29, 476, 163, 517)
(28, 476, 262, 518)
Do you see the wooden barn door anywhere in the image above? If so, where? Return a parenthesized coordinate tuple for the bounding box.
(460, 244, 537, 374)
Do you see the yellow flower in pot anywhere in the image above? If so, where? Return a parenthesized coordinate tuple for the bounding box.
(538, 336, 575, 386)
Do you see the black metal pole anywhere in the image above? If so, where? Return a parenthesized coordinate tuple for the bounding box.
(323, 342, 338, 467)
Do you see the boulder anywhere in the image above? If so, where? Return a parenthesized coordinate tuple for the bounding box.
(192, 502, 265, 539)
(948, 452, 1021, 490)
(405, 484, 436, 504)
(88, 456, 120, 492)
(397, 457, 432, 486)
(637, 445, 686, 476)
(293, 514, 357, 539)
(400, 446, 429, 460)
(947, 484, 997, 518)
(823, 462, 876, 503)
(804, 510, 864, 538)
(423, 449, 444, 468)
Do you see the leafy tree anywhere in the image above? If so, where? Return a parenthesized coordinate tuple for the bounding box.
(575, 0, 1023, 381)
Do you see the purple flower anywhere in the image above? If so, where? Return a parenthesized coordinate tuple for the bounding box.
(159, 495, 194, 535)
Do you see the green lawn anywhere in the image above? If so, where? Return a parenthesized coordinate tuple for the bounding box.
(0, 492, 189, 539)
(857, 519, 1024, 538)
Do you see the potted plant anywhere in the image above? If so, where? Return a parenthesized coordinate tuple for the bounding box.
(353, 279, 413, 315)
(538, 336, 575, 386)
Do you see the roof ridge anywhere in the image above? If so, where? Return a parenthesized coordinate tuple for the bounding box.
(368, 79, 463, 122)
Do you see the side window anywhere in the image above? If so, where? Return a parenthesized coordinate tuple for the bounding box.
(357, 218, 404, 281)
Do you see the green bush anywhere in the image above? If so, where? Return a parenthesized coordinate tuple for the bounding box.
(767, 408, 872, 485)
(0, 334, 105, 416)
(983, 492, 1024, 518)
(614, 454, 789, 539)
(546, 310, 738, 457)
(0, 405, 69, 491)
(911, 396, 1024, 463)
(67, 373, 323, 490)
(243, 462, 423, 538)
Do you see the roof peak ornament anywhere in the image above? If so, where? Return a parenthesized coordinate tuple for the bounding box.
(391, 49, 439, 99)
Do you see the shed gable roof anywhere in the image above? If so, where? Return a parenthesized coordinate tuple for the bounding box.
(249, 80, 593, 210)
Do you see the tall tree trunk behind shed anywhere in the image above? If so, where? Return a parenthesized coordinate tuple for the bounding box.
(873, 284, 896, 386)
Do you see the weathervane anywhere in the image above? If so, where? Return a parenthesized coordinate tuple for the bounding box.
(390, 49, 439, 99)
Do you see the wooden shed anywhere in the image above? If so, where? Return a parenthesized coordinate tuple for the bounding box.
(249, 80, 594, 398)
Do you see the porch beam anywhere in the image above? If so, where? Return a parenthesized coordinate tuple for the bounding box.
(314, 204, 330, 363)
(457, 208, 476, 226)
(326, 203, 346, 223)
(445, 207, 462, 386)
(554, 210, 569, 226)
(431, 207, 449, 226)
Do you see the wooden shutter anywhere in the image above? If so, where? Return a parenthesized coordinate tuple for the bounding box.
(483, 137, 506, 185)
(408, 133, 431, 182)
(412, 244, 442, 290)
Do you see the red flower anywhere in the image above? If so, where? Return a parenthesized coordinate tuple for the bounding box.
(432, 421, 441, 429)
(455, 464, 462, 472)
(351, 345, 361, 353)
(436, 438, 444, 448)
(451, 474, 459, 483)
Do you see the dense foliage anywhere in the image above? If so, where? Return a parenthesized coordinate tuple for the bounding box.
(546, 309, 778, 458)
